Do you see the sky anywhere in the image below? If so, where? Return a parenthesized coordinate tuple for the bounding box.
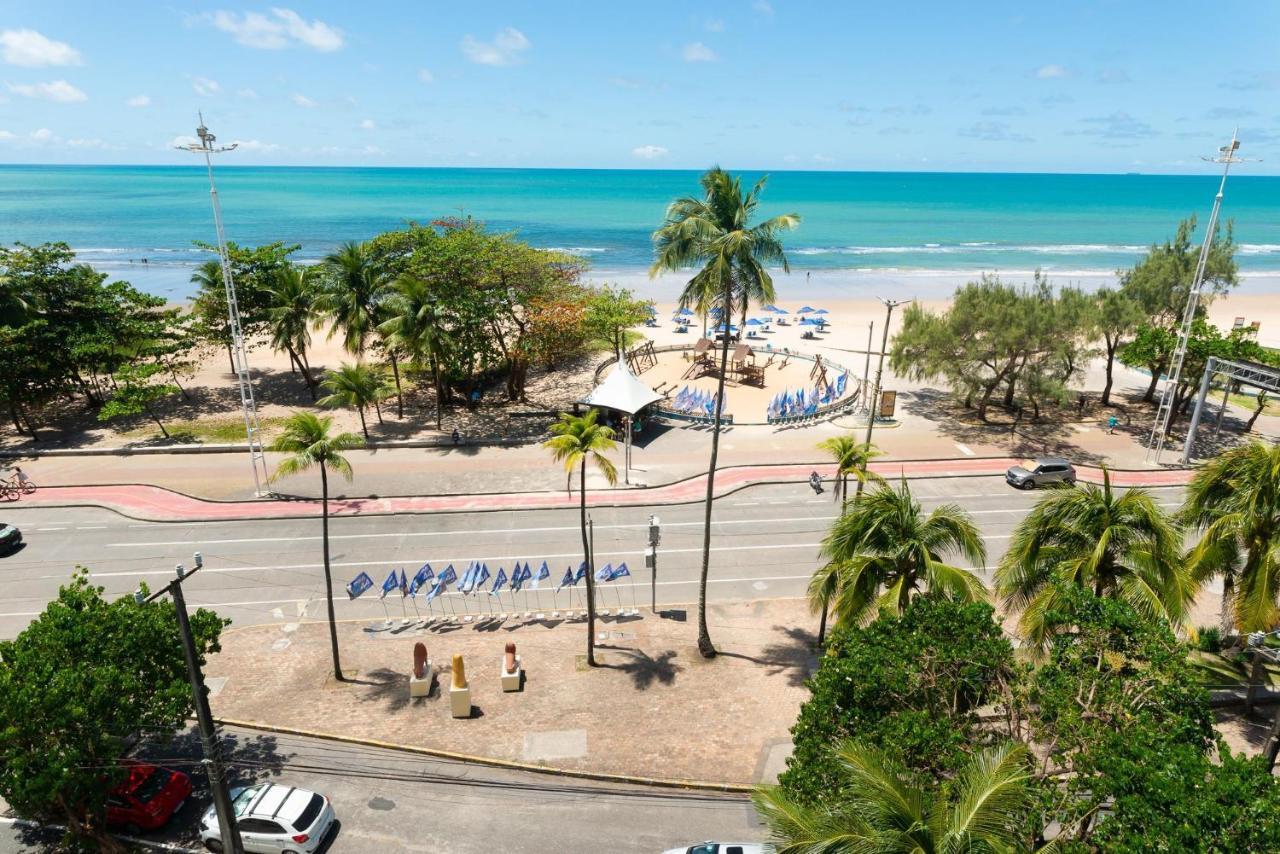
(1, 1, 1278, 173)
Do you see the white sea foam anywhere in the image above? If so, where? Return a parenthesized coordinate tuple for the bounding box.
(543, 246, 608, 254)
(791, 243, 1151, 256)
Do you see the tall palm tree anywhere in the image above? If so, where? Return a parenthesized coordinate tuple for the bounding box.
(819, 436, 884, 507)
(1183, 440, 1280, 635)
(191, 258, 237, 375)
(317, 362, 392, 440)
(754, 741, 1048, 854)
(266, 264, 321, 399)
(270, 412, 364, 682)
(996, 468, 1190, 648)
(322, 241, 404, 417)
(377, 275, 453, 430)
(651, 167, 800, 658)
(543, 409, 618, 667)
(819, 480, 987, 627)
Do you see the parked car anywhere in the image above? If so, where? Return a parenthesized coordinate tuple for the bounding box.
(0, 522, 21, 555)
(106, 761, 192, 834)
(200, 783, 336, 854)
(663, 845, 773, 854)
(1005, 457, 1077, 489)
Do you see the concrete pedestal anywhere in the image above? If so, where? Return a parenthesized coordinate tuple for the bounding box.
(501, 656, 522, 692)
(409, 666, 434, 698)
(449, 684, 472, 718)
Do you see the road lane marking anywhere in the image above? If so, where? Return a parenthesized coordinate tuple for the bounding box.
(954, 444, 974, 456)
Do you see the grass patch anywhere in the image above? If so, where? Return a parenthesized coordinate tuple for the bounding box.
(121, 416, 288, 444)
(1224, 390, 1279, 417)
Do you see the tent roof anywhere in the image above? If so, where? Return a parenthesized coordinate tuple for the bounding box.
(579, 360, 663, 416)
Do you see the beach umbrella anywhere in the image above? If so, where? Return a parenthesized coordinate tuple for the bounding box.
(709, 306, 724, 316)
(761, 303, 781, 312)
(745, 318, 765, 326)
(675, 307, 695, 316)
(811, 308, 829, 315)
(644, 304, 657, 315)
(797, 306, 816, 314)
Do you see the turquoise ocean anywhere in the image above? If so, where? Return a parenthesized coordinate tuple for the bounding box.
(2, 165, 1279, 299)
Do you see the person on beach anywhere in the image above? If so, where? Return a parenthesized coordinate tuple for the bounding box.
(1107, 415, 1119, 434)
(451, 429, 461, 446)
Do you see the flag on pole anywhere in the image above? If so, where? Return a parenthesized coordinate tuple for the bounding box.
(490, 567, 508, 594)
(518, 563, 533, 588)
(438, 564, 458, 588)
(610, 563, 631, 580)
(346, 571, 374, 600)
(574, 561, 588, 584)
(409, 563, 434, 596)
(399, 568, 409, 597)
(558, 566, 574, 590)
(458, 562, 478, 594)
(530, 561, 551, 589)
(595, 562, 614, 582)
(472, 563, 491, 589)
(380, 569, 400, 599)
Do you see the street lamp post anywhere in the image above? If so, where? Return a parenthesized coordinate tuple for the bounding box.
(856, 298, 909, 497)
(645, 515, 661, 613)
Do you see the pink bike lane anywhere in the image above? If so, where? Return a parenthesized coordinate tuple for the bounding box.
(12, 458, 1192, 522)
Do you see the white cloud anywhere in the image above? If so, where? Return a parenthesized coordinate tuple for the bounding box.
(682, 42, 717, 63)
(208, 8, 343, 51)
(632, 144, 668, 159)
(958, 121, 1033, 142)
(126, 94, 150, 108)
(291, 93, 316, 107)
(0, 29, 81, 67)
(361, 145, 385, 155)
(417, 68, 434, 84)
(8, 79, 86, 102)
(193, 76, 220, 96)
(30, 127, 53, 142)
(231, 138, 281, 153)
(360, 118, 375, 129)
(1035, 64, 1068, 79)
(752, 0, 774, 14)
(782, 153, 799, 163)
(66, 137, 107, 149)
(0, 130, 15, 141)
(236, 87, 259, 100)
(811, 153, 834, 163)
(460, 27, 530, 66)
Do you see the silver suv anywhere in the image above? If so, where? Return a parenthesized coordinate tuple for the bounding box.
(1005, 457, 1076, 489)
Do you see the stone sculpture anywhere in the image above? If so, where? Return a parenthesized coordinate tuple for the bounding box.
(413, 642, 428, 680)
(501, 641, 522, 692)
(452, 653, 467, 689)
(449, 653, 472, 718)
(504, 642, 517, 673)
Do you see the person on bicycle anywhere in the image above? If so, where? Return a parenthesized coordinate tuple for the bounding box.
(10, 467, 28, 487)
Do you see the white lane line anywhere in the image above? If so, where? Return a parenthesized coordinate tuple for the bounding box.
(77, 525, 108, 530)
(954, 443, 975, 456)
(36, 527, 66, 532)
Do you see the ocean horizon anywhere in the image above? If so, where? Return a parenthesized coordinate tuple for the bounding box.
(3, 164, 1279, 299)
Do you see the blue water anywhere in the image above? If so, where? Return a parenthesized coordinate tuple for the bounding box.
(2, 165, 1278, 298)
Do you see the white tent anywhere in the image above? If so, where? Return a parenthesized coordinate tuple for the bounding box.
(579, 360, 662, 483)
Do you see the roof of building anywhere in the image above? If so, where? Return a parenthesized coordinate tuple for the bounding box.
(579, 360, 663, 416)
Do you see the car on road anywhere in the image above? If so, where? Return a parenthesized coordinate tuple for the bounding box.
(200, 782, 335, 853)
(1005, 457, 1076, 489)
(106, 761, 192, 834)
(663, 844, 773, 854)
(0, 522, 21, 555)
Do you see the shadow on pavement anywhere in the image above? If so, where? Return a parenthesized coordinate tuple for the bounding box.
(598, 646, 684, 690)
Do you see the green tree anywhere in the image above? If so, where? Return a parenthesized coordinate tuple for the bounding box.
(817, 436, 884, 507)
(650, 167, 800, 658)
(322, 240, 406, 416)
(266, 264, 322, 400)
(1183, 440, 1280, 634)
(189, 242, 299, 374)
(1090, 286, 1144, 406)
(317, 362, 393, 440)
(270, 413, 364, 682)
(0, 571, 226, 850)
(97, 362, 180, 438)
(758, 741, 1045, 854)
(543, 409, 618, 667)
(377, 275, 454, 429)
(779, 597, 1015, 804)
(583, 285, 653, 356)
(996, 469, 1189, 648)
(819, 480, 987, 627)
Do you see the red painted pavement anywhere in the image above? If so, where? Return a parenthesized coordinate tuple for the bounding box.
(10, 458, 1192, 522)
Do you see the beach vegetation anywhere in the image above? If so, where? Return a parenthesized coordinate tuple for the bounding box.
(583, 285, 653, 357)
(1088, 286, 1144, 406)
(650, 167, 800, 658)
(542, 409, 618, 667)
(265, 263, 323, 400)
(317, 361, 394, 440)
(0, 570, 227, 852)
(377, 275, 454, 429)
(270, 412, 364, 682)
(96, 362, 181, 438)
(189, 241, 299, 374)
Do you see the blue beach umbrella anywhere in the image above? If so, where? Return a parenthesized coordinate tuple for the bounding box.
(797, 306, 816, 314)
(811, 308, 829, 315)
(745, 318, 765, 326)
(771, 307, 789, 315)
(675, 307, 695, 316)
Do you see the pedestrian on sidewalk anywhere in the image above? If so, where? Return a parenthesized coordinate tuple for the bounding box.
(1107, 414, 1119, 434)
(451, 428, 461, 446)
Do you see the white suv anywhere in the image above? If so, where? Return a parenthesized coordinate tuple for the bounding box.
(200, 783, 336, 853)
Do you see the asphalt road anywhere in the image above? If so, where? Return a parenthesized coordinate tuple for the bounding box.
(0, 723, 761, 853)
(0, 476, 1188, 639)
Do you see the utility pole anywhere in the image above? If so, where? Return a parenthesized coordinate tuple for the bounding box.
(860, 320, 874, 413)
(137, 554, 243, 854)
(1146, 131, 1248, 464)
(177, 115, 270, 495)
(857, 298, 909, 496)
(645, 515, 661, 613)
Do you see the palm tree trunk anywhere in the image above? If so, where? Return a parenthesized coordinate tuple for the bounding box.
(388, 351, 404, 418)
(1101, 341, 1117, 406)
(431, 355, 444, 430)
(320, 464, 343, 681)
(695, 280, 734, 659)
(358, 407, 369, 439)
(1220, 573, 1236, 637)
(225, 342, 236, 376)
(817, 601, 828, 647)
(580, 458, 597, 667)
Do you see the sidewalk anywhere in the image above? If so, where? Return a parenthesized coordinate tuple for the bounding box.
(12, 458, 1193, 522)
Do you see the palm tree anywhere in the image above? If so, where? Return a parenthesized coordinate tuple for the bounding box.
(754, 741, 1047, 854)
(321, 241, 404, 417)
(543, 409, 618, 667)
(191, 259, 237, 375)
(317, 362, 392, 440)
(651, 167, 800, 658)
(270, 412, 364, 682)
(819, 437, 884, 507)
(266, 264, 322, 399)
(1183, 440, 1280, 635)
(818, 480, 987, 627)
(996, 468, 1190, 648)
(377, 275, 453, 430)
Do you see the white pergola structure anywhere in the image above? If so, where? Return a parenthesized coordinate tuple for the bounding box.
(1182, 356, 1280, 463)
(579, 360, 663, 484)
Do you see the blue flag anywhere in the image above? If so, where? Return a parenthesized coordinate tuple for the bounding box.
(438, 564, 457, 588)
(490, 567, 508, 594)
(399, 568, 409, 597)
(558, 566, 574, 590)
(380, 569, 400, 599)
(574, 561, 587, 584)
(530, 561, 550, 589)
(409, 563, 434, 596)
(473, 563, 491, 590)
(610, 563, 631, 581)
(595, 562, 614, 582)
(459, 562, 478, 594)
(511, 563, 525, 593)
(346, 571, 374, 600)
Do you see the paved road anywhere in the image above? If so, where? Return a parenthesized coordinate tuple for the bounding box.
(0, 476, 1187, 639)
(0, 724, 760, 853)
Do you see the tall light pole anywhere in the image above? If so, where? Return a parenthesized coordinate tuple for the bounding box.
(856, 297, 909, 497)
(177, 115, 270, 495)
(1146, 131, 1247, 464)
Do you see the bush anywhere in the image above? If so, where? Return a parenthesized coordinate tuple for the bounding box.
(1195, 625, 1223, 653)
(777, 596, 1015, 805)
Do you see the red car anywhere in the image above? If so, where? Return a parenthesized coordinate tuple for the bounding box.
(106, 762, 193, 833)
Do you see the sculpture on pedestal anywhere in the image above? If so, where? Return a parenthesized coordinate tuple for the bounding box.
(504, 642, 517, 673)
(452, 653, 467, 689)
(413, 642, 428, 680)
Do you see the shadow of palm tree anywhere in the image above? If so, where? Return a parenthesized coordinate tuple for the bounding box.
(354, 667, 411, 712)
(598, 646, 683, 690)
(718, 624, 816, 689)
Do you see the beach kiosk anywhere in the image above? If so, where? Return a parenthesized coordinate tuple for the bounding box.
(579, 360, 663, 484)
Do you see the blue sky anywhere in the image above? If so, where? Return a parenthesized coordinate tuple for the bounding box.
(1, 1, 1278, 173)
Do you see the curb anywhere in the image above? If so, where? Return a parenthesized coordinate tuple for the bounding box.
(0, 815, 198, 852)
(214, 719, 755, 795)
(0, 435, 529, 459)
